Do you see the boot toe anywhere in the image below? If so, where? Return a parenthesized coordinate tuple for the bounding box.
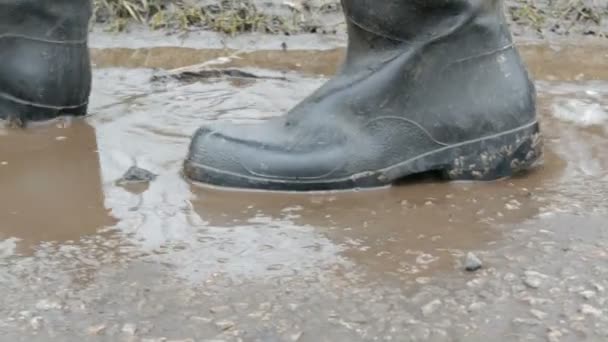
(184, 119, 357, 190)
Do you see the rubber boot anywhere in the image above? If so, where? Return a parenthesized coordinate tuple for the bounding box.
(185, 0, 542, 191)
(0, 0, 92, 125)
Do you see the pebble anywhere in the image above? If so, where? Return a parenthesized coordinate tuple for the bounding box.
(87, 324, 107, 335)
(190, 316, 213, 323)
(530, 309, 548, 320)
(592, 283, 605, 293)
(523, 271, 547, 289)
(503, 272, 518, 282)
(215, 320, 235, 331)
(547, 328, 563, 342)
(122, 323, 137, 335)
(30, 316, 43, 330)
(35, 299, 62, 311)
(290, 331, 303, 341)
(512, 317, 540, 326)
(580, 304, 602, 317)
(580, 290, 596, 299)
(467, 302, 486, 312)
(210, 305, 231, 314)
(118, 166, 157, 184)
(416, 277, 431, 284)
(421, 299, 442, 317)
(18, 311, 31, 319)
(464, 252, 483, 272)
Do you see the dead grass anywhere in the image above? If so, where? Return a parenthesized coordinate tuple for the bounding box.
(93, 0, 607, 37)
(507, 0, 607, 37)
(93, 0, 297, 34)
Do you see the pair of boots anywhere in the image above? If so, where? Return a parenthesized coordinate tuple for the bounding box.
(0, 0, 541, 191)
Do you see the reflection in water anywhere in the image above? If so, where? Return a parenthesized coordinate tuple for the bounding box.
(0, 45, 607, 285)
(192, 178, 546, 284)
(0, 120, 115, 253)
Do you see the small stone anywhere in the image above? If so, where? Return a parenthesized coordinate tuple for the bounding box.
(215, 320, 235, 331)
(467, 302, 486, 312)
(190, 316, 213, 323)
(35, 299, 62, 311)
(547, 328, 562, 342)
(18, 310, 32, 319)
(416, 277, 431, 284)
(288, 303, 299, 311)
(580, 304, 602, 317)
(247, 311, 265, 318)
(503, 273, 518, 282)
(87, 324, 107, 335)
(210, 306, 231, 314)
(512, 317, 540, 326)
(580, 290, 596, 299)
(122, 323, 137, 335)
(117, 166, 157, 184)
(30, 316, 43, 330)
(530, 309, 548, 320)
(521, 296, 552, 306)
(421, 299, 442, 317)
(523, 271, 547, 289)
(467, 278, 487, 288)
(464, 252, 483, 272)
(592, 283, 605, 293)
(290, 332, 303, 341)
(267, 264, 284, 271)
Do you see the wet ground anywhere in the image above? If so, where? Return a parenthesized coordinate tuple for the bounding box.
(1, 39, 608, 341)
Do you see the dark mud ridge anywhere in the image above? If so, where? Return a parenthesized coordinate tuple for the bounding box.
(93, 0, 608, 39)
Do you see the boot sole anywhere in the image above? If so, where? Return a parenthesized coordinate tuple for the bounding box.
(0, 96, 88, 125)
(184, 121, 542, 191)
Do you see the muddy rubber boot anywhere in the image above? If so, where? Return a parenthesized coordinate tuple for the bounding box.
(0, 0, 92, 125)
(185, 0, 542, 191)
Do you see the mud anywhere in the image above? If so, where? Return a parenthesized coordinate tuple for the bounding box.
(1, 37, 608, 341)
(93, 0, 608, 39)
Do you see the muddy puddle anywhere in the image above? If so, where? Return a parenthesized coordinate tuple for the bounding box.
(1, 41, 608, 341)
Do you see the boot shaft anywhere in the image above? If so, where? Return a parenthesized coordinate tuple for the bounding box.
(0, 0, 92, 121)
(342, 0, 513, 65)
(0, 0, 92, 41)
(342, 0, 509, 42)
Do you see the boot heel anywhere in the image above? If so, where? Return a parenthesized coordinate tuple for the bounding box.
(441, 123, 543, 181)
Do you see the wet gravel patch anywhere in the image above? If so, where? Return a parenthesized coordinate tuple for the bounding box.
(2, 214, 607, 341)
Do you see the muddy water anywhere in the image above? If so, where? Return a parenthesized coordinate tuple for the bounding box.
(1, 42, 608, 341)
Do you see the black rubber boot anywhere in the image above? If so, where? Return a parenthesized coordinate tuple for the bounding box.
(185, 0, 542, 191)
(0, 0, 92, 125)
